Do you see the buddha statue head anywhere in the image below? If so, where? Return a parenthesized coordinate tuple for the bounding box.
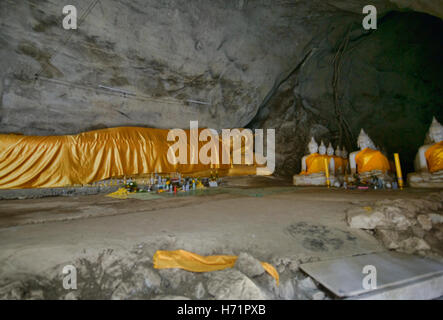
(425, 117, 443, 144)
(357, 129, 376, 150)
(342, 146, 348, 159)
(327, 142, 334, 156)
(319, 141, 326, 155)
(335, 145, 342, 157)
(307, 137, 318, 154)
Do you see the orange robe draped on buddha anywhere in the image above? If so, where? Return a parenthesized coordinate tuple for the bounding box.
(342, 158, 349, 174)
(355, 148, 390, 173)
(332, 156, 344, 173)
(300, 153, 330, 175)
(425, 141, 443, 173)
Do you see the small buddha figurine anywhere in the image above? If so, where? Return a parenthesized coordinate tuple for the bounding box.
(325, 142, 336, 175)
(294, 137, 336, 186)
(408, 117, 443, 188)
(333, 145, 344, 175)
(349, 129, 391, 182)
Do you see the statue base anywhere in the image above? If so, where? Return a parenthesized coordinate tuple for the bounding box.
(347, 170, 394, 184)
(407, 170, 443, 188)
(293, 172, 337, 186)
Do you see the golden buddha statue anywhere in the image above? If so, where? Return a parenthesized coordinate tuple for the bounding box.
(331, 144, 344, 175)
(349, 129, 392, 183)
(408, 117, 443, 188)
(293, 137, 336, 186)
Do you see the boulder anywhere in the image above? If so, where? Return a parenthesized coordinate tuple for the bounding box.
(298, 277, 317, 290)
(376, 229, 400, 249)
(278, 279, 295, 300)
(312, 290, 325, 300)
(194, 282, 206, 299)
(206, 269, 265, 300)
(234, 252, 265, 278)
(417, 214, 432, 231)
(399, 237, 431, 253)
(346, 207, 386, 229)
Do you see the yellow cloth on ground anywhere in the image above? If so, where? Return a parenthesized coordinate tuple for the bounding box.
(153, 249, 279, 286)
(106, 187, 130, 199)
(300, 153, 329, 175)
(355, 148, 390, 173)
(0, 127, 260, 189)
(425, 141, 443, 173)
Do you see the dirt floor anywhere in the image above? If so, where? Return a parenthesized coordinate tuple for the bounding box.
(0, 176, 440, 299)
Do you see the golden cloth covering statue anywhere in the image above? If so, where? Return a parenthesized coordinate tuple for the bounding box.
(293, 138, 336, 186)
(0, 127, 266, 189)
(349, 129, 392, 183)
(408, 117, 443, 188)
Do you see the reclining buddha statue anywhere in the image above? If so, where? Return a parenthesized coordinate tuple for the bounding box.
(349, 129, 392, 183)
(408, 117, 443, 188)
(293, 137, 336, 186)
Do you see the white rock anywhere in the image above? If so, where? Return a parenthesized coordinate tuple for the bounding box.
(288, 260, 299, 273)
(207, 269, 265, 300)
(279, 279, 295, 300)
(312, 290, 325, 300)
(29, 289, 44, 300)
(136, 267, 162, 289)
(194, 282, 206, 299)
(298, 277, 317, 290)
(64, 291, 79, 300)
(346, 207, 385, 229)
(428, 213, 443, 225)
(376, 229, 399, 249)
(234, 252, 265, 278)
(111, 283, 132, 300)
(399, 237, 431, 253)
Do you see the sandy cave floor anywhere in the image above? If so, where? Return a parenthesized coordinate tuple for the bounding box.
(0, 176, 440, 299)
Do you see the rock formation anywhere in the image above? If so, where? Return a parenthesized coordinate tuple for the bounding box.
(0, 0, 442, 175)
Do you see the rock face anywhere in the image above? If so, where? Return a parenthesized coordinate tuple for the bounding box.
(347, 191, 443, 257)
(0, 243, 330, 300)
(234, 252, 265, 278)
(206, 269, 265, 300)
(0, 1, 442, 175)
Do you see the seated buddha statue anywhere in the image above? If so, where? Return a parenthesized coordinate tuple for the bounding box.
(349, 129, 392, 183)
(408, 117, 443, 188)
(294, 138, 336, 186)
(332, 145, 344, 175)
(326, 142, 337, 175)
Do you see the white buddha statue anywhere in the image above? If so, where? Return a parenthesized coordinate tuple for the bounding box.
(326, 142, 337, 175)
(408, 117, 443, 188)
(301, 137, 319, 173)
(332, 145, 344, 175)
(294, 138, 336, 186)
(349, 129, 392, 182)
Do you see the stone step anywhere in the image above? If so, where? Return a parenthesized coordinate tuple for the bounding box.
(300, 251, 443, 300)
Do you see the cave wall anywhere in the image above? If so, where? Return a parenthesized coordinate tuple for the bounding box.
(0, 0, 319, 134)
(1, 0, 398, 135)
(250, 11, 443, 175)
